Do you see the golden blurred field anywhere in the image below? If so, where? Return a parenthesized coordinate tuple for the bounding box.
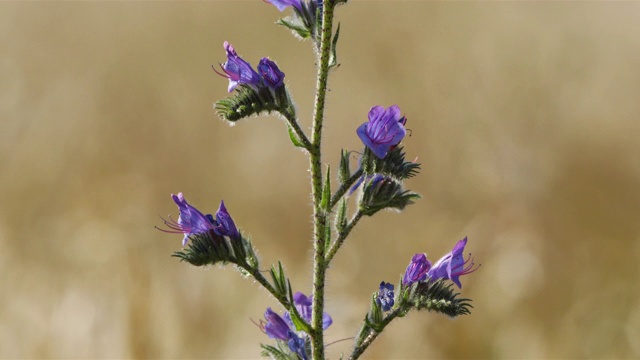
(1, 1, 639, 359)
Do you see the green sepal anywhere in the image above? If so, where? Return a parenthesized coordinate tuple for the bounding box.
(215, 84, 297, 124)
(369, 293, 384, 326)
(359, 175, 421, 216)
(408, 279, 473, 317)
(361, 146, 421, 180)
(260, 343, 291, 360)
(172, 231, 233, 266)
(328, 23, 341, 69)
(335, 198, 348, 233)
(277, 16, 312, 39)
(338, 149, 350, 184)
(269, 261, 289, 298)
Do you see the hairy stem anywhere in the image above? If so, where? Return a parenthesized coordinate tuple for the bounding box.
(237, 263, 290, 309)
(350, 310, 401, 360)
(310, 1, 336, 359)
(329, 168, 363, 210)
(283, 112, 312, 150)
(325, 210, 363, 264)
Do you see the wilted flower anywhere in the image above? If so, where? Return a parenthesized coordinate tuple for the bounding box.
(258, 58, 285, 89)
(159, 192, 215, 246)
(403, 253, 431, 286)
(376, 282, 395, 311)
(427, 237, 479, 288)
(212, 200, 239, 239)
(214, 41, 261, 92)
(357, 105, 407, 159)
(263, 0, 303, 12)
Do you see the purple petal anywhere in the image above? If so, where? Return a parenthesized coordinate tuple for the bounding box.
(264, 0, 302, 12)
(214, 200, 239, 239)
(264, 308, 291, 340)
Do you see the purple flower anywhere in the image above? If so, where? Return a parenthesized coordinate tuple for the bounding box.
(263, 308, 292, 340)
(159, 193, 215, 246)
(377, 282, 395, 311)
(262, 308, 309, 360)
(263, 0, 302, 12)
(427, 237, 479, 288)
(212, 200, 239, 239)
(403, 253, 431, 286)
(258, 58, 285, 89)
(213, 41, 261, 92)
(357, 105, 407, 159)
(287, 334, 308, 360)
(284, 292, 333, 330)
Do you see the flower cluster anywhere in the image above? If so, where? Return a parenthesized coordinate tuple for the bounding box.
(376, 282, 395, 312)
(260, 292, 332, 360)
(159, 192, 239, 246)
(213, 41, 285, 93)
(403, 237, 479, 289)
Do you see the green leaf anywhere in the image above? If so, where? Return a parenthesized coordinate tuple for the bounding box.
(338, 149, 350, 184)
(324, 219, 332, 250)
(335, 198, 348, 233)
(260, 344, 290, 360)
(287, 125, 306, 148)
(321, 165, 331, 211)
(329, 23, 341, 69)
(277, 17, 311, 39)
(269, 261, 288, 298)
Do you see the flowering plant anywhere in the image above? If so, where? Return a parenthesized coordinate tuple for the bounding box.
(159, 1, 478, 359)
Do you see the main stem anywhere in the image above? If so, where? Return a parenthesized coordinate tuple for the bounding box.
(310, 1, 336, 360)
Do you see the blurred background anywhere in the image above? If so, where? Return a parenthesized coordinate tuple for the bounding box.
(2, 1, 640, 359)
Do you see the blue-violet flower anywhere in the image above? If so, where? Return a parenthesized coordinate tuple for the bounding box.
(212, 200, 239, 239)
(377, 282, 395, 312)
(258, 58, 285, 89)
(284, 292, 333, 330)
(263, 0, 302, 12)
(403, 253, 431, 286)
(263, 308, 292, 340)
(214, 41, 261, 92)
(262, 307, 308, 360)
(159, 192, 215, 246)
(427, 237, 479, 288)
(357, 105, 407, 159)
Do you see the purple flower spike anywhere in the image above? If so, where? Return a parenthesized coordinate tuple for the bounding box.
(357, 105, 407, 159)
(258, 58, 285, 89)
(213, 200, 239, 239)
(159, 193, 215, 246)
(263, 308, 292, 341)
(263, 0, 303, 12)
(214, 41, 261, 92)
(403, 253, 431, 286)
(377, 282, 395, 312)
(427, 237, 479, 288)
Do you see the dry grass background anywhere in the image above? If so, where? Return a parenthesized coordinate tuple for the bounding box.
(1, 1, 640, 359)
